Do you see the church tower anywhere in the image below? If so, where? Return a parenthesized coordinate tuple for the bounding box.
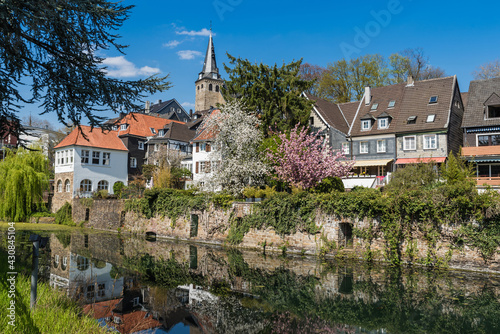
(195, 31, 225, 111)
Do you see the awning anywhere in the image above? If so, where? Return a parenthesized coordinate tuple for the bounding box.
(395, 157, 446, 164)
(353, 159, 393, 167)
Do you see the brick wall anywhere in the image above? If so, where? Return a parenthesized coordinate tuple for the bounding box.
(52, 171, 74, 212)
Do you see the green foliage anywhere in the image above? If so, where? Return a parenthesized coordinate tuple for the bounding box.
(222, 54, 313, 137)
(385, 162, 439, 192)
(0, 0, 171, 139)
(30, 211, 55, 218)
(0, 147, 50, 222)
(92, 189, 109, 199)
(313, 176, 345, 193)
(113, 181, 125, 198)
(55, 202, 74, 226)
(211, 193, 235, 210)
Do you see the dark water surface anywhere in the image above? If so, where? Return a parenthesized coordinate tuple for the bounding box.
(2, 227, 500, 333)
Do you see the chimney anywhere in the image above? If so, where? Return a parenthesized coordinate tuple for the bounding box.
(365, 86, 371, 105)
(189, 109, 193, 118)
(407, 75, 414, 86)
(159, 99, 162, 104)
(145, 101, 150, 113)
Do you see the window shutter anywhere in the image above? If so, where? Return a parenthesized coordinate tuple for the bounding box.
(206, 144, 211, 152)
(196, 162, 199, 174)
(196, 143, 199, 153)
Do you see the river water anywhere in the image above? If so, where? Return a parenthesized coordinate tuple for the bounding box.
(2, 227, 500, 333)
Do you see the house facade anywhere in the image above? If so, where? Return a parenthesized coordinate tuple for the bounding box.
(461, 77, 500, 187)
(190, 109, 219, 188)
(143, 98, 192, 123)
(52, 126, 128, 212)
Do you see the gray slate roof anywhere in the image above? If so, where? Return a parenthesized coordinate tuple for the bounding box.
(462, 77, 500, 128)
(305, 93, 350, 135)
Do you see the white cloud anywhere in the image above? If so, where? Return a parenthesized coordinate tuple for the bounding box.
(176, 28, 212, 37)
(163, 40, 181, 48)
(177, 50, 203, 60)
(181, 102, 195, 108)
(101, 56, 161, 78)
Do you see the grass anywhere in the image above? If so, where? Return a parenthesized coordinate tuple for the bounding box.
(0, 251, 107, 334)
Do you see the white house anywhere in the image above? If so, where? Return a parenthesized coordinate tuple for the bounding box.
(52, 126, 128, 212)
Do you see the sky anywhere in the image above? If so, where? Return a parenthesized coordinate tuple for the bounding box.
(19, 0, 500, 128)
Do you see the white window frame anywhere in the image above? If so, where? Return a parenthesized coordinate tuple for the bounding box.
(403, 136, 416, 151)
(102, 152, 110, 166)
(423, 134, 437, 149)
(378, 118, 388, 129)
(200, 143, 207, 151)
(130, 157, 137, 168)
(92, 151, 100, 165)
(138, 142, 144, 150)
(388, 100, 396, 108)
(360, 141, 369, 154)
(65, 179, 71, 192)
(120, 124, 127, 131)
(342, 142, 350, 155)
(200, 161, 206, 173)
(377, 140, 386, 153)
(361, 120, 371, 131)
(81, 150, 90, 164)
(97, 180, 109, 191)
(150, 127, 156, 134)
(80, 179, 92, 193)
(426, 114, 436, 123)
(57, 180, 63, 192)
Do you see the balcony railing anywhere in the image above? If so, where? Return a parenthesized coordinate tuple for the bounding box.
(475, 177, 500, 187)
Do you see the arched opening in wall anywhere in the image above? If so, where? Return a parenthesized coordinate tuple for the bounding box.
(189, 245, 198, 269)
(190, 214, 199, 237)
(53, 254, 59, 268)
(197, 85, 200, 90)
(65, 179, 70, 192)
(209, 84, 213, 91)
(339, 223, 353, 249)
(85, 208, 90, 222)
(61, 257, 67, 270)
(201, 84, 204, 89)
(76, 255, 89, 271)
(338, 267, 354, 294)
(57, 180, 62, 192)
(84, 234, 89, 248)
(80, 179, 92, 194)
(215, 85, 219, 92)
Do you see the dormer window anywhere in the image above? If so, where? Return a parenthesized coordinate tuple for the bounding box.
(487, 105, 500, 118)
(388, 100, 396, 108)
(112, 125, 118, 131)
(426, 114, 436, 122)
(370, 103, 378, 111)
(378, 118, 389, 129)
(120, 124, 127, 131)
(150, 127, 156, 134)
(361, 119, 372, 130)
(429, 96, 438, 104)
(407, 116, 417, 124)
(158, 129, 164, 136)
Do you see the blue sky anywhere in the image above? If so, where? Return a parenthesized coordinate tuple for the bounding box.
(21, 0, 500, 127)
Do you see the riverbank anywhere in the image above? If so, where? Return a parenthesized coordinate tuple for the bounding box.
(0, 251, 106, 334)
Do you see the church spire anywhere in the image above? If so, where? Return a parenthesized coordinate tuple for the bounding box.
(198, 29, 221, 81)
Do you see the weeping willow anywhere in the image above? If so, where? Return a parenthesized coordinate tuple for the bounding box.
(0, 147, 50, 222)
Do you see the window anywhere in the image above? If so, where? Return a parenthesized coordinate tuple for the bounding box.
(370, 103, 378, 111)
(215, 85, 219, 92)
(200, 161, 206, 173)
(138, 142, 144, 150)
(378, 118, 388, 129)
(407, 116, 417, 124)
(55, 255, 59, 267)
(64, 150, 68, 164)
(487, 105, 500, 118)
(70, 150, 73, 163)
(423, 135, 437, 149)
(130, 157, 137, 168)
(209, 84, 213, 91)
(120, 124, 127, 130)
(154, 144, 159, 152)
(477, 134, 500, 146)
(360, 141, 368, 154)
(150, 127, 156, 134)
(57, 180, 62, 192)
(342, 142, 350, 155)
(92, 151, 100, 164)
(309, 117, 314, 126)
(361, 120, 371, 130)
(97, 180, 109, 191)
(388, 100, 396, 108)
(86, 285, 95, 299)
(102, 152, 110, 165)
(403, 136, 416, 150)
(98, 284, 106, 297)
(133, 297, 140, 307)
(429, 96, 438, 104)
(201, 143, 207, 151)
(65, 180, 70, 192)
(158, 129, 164, 136)
(426, 114, 436, 122)
(80, 179, 92, 192)
(112, 125, 118, 131)
(377, 140, 386, 153)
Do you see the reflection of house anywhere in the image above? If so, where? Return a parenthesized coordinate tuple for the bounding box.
(52, 126, 128, 211)
(462, 77, 500, 188)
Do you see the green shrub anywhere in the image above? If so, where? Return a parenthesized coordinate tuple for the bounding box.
(314, 176, 345, 193)
(211, 193, 234, 210)
(55, 202, 75, 226)
(113, 181, 125, 198)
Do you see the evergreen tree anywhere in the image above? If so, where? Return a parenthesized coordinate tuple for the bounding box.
(0, 147, 50, 222)
(222, 54, 313, 137)
(0, 0, 171, 139)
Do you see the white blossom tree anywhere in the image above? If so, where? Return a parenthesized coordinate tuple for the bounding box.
(203, 101, 268, 196)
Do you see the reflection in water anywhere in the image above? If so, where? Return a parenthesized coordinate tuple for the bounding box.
(2, 229, 500, 333)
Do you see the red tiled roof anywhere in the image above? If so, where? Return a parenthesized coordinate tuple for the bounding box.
(462, 146, 500, 157)
(395, 157, 446, 164)
(117, 113, 184, 138)
(192, 109, 221, 142)
(54, 126, 127, 151)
